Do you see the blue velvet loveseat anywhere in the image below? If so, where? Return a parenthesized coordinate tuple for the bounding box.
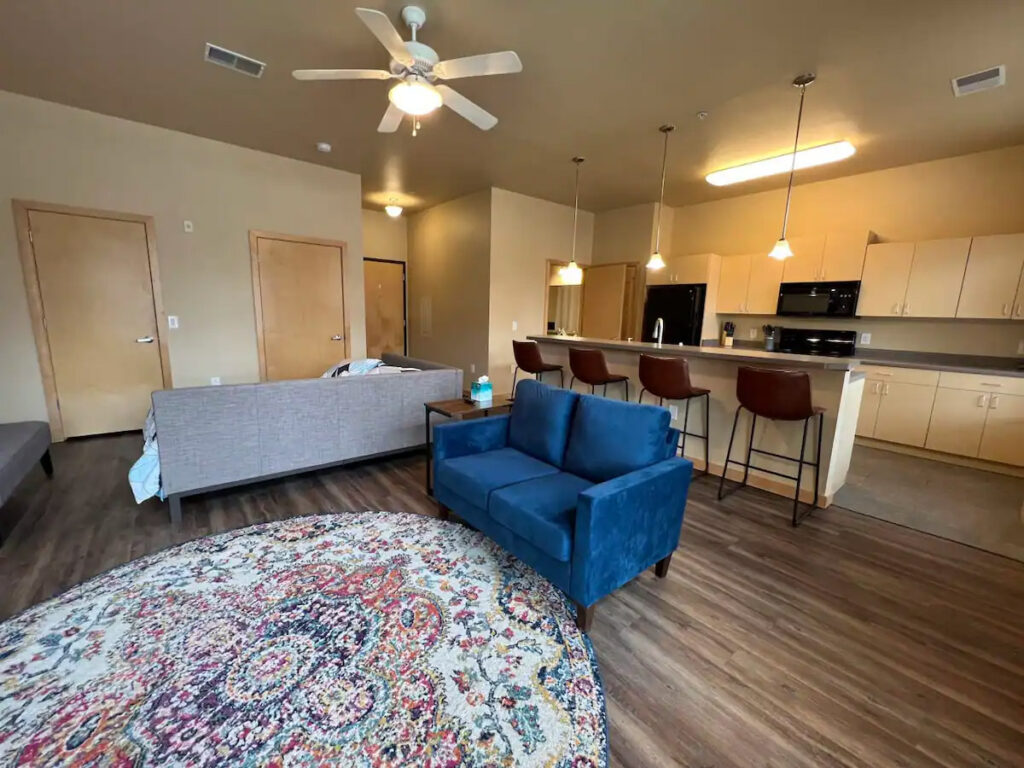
(432, 379, 692, 631)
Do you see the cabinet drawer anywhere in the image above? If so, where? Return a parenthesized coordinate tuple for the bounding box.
(857, 365, 940, 386)
(936, 372, 1024, 396)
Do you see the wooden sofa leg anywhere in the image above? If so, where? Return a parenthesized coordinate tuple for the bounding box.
(168, 495, 182, 526)
(654, 553, 673, 578)
(575, 602, 595, 633)
(436, 501, 449, 521)
(39, 449, 53, 478)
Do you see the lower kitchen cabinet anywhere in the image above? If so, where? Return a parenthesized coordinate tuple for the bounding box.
(924, 387, 988, 457)
(856, 380, 883, 437)
(978, 394, 1024, 466)
(871, 381, 936, 447)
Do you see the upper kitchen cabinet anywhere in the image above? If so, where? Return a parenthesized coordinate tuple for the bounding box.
(857, 242, 915, 317)
(746, 254, 786, 314)
(902, 238, 971, 318)
(717, 254, 751, 313)
(821, 230, 874, 281)
(955, 234, 1024, 319)
(780, 235, 826, 283)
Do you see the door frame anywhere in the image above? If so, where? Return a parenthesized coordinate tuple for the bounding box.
(363, 257, 407, 356)
(12, 200, 172, 442)
(249, 230, 350, 381)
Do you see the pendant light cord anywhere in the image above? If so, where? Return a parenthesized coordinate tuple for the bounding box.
(780, 84, 807, 240)
(571, 157, 583, 264)
(654, 127, 671, 253)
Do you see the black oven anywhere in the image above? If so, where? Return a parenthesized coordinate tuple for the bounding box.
(776, 281, 860, 317)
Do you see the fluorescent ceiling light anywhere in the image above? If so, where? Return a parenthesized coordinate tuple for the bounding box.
(706, 141, 856, 187)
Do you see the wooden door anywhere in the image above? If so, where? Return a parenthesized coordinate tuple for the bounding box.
(580, 264, 626, 339)
(821, 231, 869, 281)
(902, 238, 970, 318)
(978, 394, 1024, 466)
(745, 254, 785, 315)
(872, 382, 936, 447)
(19, 206, 169, 439)
(363, 259, 406, 358)
(855, 380, 882, 437)
(780, 235, 825, 283)
(956, 234, 1024, 319)
(717, 255, 751, 313)
(924, 388, 989, 457)
(251, 232, 348, 381)
(857, 242, 914, 317)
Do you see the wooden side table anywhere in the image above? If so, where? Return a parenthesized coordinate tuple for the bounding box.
(424, 396, 512, 495)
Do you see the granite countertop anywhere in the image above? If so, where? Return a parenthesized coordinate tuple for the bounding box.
(852, 349, 1024, 377)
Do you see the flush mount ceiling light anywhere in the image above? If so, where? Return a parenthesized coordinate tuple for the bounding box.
(384, 202, 403, 217)
(559, 157, 585, 286)
(706, 140, 855, 187)
(647, 124, 674, 271)
(387, 75, 443, 116)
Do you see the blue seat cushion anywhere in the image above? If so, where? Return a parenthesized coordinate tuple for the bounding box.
(508, 380, 579, 467)
(489, 472, 594, 562)
(435, 447, 559, 509)
(563, 394, 673, 483)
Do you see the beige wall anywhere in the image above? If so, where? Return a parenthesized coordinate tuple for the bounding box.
(488, 188, 594, 393)
(0, 91, 366, 423)
(407, 190, 492, 382)
(362, 209, 407, 262)
(591, 203, 658, 265)
(670, 144, 1024, 357)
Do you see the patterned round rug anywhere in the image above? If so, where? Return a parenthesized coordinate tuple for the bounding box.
(0, 512, 607, 766)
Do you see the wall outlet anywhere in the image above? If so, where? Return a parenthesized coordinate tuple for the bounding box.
(860, 332, 872, 345)
(668, 404, 679, 421)
(511, 320, 518, 331)
(167, 315, 179, 329)
(749, 328, 757, 339)
(210, 376, 221, 385)
(183, 220, 194, 233)
(470, 363, 475, 374)
(1018, 339, 1024, 355)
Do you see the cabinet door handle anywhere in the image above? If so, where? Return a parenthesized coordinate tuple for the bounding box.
(980, 382, 1002, 388)
(977, 394, 988, 407)
(883, 383, 890, 396)
(903, 303, 911, 316)
(1015, 303, 1022, 317)
(892, 303, 901, 315)
(989, 395, 1000, 410)
(1002, 303, 1010, 316)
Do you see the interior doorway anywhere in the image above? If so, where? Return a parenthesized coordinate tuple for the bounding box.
(363, 258, 406, 358)
(13, 201, 171, 441)
(250, 230, 350, 381)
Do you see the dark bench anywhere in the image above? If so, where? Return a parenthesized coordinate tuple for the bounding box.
(0, 422, 53, 534)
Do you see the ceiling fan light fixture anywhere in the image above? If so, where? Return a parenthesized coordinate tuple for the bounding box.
(388, 77, 442, 116)
(768, 238, 794, 261)
(385, 204, 403, 218)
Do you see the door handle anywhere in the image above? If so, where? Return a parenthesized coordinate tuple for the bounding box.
(330, 335, 344, 341)
(135, 336, 155, 344)
(989, 395, 1000, 410)
(977, 394, 988, 407)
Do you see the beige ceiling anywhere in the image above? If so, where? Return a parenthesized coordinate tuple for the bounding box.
(1, 0, 1023, 212)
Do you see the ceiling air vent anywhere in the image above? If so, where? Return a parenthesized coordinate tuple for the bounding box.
(204, 43, 265, 78)
(951, 65, 1005, 97)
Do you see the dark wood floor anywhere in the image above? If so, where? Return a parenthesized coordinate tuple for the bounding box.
(2, 434, 1023, 767)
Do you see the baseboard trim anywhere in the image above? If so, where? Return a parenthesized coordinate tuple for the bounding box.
(854, 438, 1024, 478)
(684, 454, 832, 509)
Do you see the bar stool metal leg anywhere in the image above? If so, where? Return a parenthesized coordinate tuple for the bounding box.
(637, 388, 647, 404)
(717, 405, 742, 500)
(511, 367, 519, 396)
(681, 398, 691, 458)
(559, 370, 564, 388)
(792, 416, 810, 526)
(742, 413, 756, 487)
(703, 392, 710, 476)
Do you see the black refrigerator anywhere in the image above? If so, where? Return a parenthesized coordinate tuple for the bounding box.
(640, 284, 707, 346)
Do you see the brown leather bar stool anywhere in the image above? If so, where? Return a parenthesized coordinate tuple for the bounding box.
(637, 354, 710, 475)
(511, 340, 564, 393)
(568, 347, 629, 400)
(717, 366, 824, 526)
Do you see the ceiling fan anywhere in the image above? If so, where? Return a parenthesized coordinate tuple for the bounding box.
(292, 6, 522, 132)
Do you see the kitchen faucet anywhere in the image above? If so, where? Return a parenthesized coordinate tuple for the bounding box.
(653, 317, 664, 345)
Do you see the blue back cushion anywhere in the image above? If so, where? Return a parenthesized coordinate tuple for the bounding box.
(508, 380, 579, 467)
(563, 394, 673, 482)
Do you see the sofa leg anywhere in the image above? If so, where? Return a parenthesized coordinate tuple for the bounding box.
(168, 495, 182, 526)
(39, 449, 53, 478)
(654, 553, 673, 578)
(436, 501, 449, 521)
(575, 602, 595, 633)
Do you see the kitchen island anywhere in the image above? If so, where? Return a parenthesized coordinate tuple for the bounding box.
(528, 335, 865, 507)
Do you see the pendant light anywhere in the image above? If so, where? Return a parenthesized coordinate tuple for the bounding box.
(647, 124, 674, 271)
(559, 157, 585, 286)
(769, 73, 816, 261)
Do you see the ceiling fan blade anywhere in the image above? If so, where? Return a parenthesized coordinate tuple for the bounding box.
(433, 51, 522, 80)
(377, 102, 404, 133)
(355, 7, 415, 68)
(436, 85, 498, 130)
(292, 69, 393, 81)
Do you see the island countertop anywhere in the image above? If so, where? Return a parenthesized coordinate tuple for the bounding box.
(528, 335, 860, 371)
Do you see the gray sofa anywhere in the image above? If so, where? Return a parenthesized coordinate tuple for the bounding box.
(151, 354, 461, 524)
(0, 422, 53, 520)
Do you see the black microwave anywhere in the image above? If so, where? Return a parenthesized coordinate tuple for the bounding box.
(776, 281, 860, 317)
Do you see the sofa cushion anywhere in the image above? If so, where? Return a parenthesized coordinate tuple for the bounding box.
(563, 394, 672, 483)
(435, 447, 559, 510)
(489, 472, 593, 562)
(508, 380, 578, 467)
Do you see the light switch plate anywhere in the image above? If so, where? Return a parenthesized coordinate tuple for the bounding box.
(668, 404, 679, 420)
(167, 315, 179, 329)
(1017, 340, 1024, 355)
(860, 332, 872, 345)
(470, 363, 475, 374)
(749, 328, 757, 339)
(210, 376, 221, 385)
(183, 220, 194, 233)
(512, 320, 518, 331)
